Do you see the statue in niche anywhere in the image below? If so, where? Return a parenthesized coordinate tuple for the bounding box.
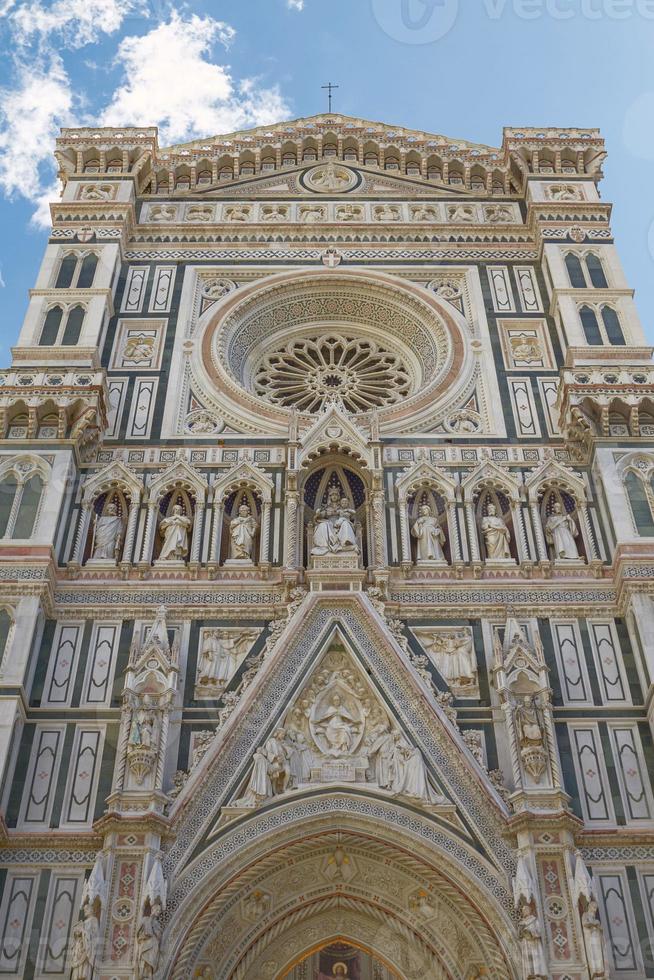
(135, 899, 163, 980)
(91, 500, 124, 560)
(197, 629, 256, 693)
(545, 500, 580, 560)
(514, 695, 544, 747)
(130, 706, 157, 751)
(411, 503, 447, 562)
(514, 694, 548, 783)
(311, 487, 359, 556)
(229, 502, 258, 561)
(159, 503, 192, 560)
(481, 501, 511, 559)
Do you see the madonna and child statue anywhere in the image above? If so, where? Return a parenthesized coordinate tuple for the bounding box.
(310, 487, 359, 565)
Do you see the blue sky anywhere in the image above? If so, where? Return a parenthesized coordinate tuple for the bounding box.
(1, 0, 653, 366)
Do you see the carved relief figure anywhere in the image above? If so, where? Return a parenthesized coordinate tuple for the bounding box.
(196, 629, 256, 693)
(447, 204, 475, 223)
(228, 502, 258, 561)
(308, 161, 352, 191)
(149, 204, 176, 223)
(235, 728, 291, 805)
(481, 502, 511, 559)
(373, 204, 401, 222)
(411, 205, 438, 221)
(419, 630, 477, 691)
(92, 501, 123, 560)
(261, 205, 289, 222)
(336, 204, 363, 221)
(223, 205, 250, 222)
(311, 692, 361, 755)
(545, 501, 580, 560)
(299, 205, 325, 223)
(159, 504, 192, 560)
(411, 503, 446, 562)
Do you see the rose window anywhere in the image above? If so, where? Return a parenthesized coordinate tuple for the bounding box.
(253, 334, 411, 413)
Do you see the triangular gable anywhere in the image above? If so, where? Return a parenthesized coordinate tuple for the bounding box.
(165, 592, 514, 881)
(189, 164, 473, 200)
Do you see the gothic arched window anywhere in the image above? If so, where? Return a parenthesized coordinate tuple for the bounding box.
(625, 471, 654, 536)
(601, 306, 625, 345)
(39, 304, 85, 346)
(55, 253, 97, 289)
(586, 253, 608, 288)
(579, 306, 603, 345)
(565, 253, 587, 289)
(0, 463, 45, 539)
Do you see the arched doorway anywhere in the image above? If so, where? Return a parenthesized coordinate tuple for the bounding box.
(282, 940, 401, 979)
(162, 806, 519, 980)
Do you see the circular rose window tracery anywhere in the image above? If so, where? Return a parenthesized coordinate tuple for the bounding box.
(254, 334, 411, 413)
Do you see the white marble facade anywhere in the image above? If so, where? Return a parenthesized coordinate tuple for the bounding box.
(0, 115, 652, 980)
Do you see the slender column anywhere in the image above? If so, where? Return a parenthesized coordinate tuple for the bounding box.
(578, 504, 598, 561)
(513, 503, 530, 561)
(122, 500, 139, 564)
(447, 502, 462, 561)
(260, 500, 272, 565)
(190, 503, 204, 563)
(211, 499, 225, 563)
(71, 500, 92, 564)
(530, 501, 549, 562)
(370, 489, 386, 567)
(283, 491, 299, 569)
(465, 502, 481, 561)
(140, 501, 158, 563)
(398, 495, 411, 565)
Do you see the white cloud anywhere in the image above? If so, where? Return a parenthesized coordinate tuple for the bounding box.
(0, 56, 73, 224)
(101, 12, 291, 144)
(10, 0, 146, 49)
(287, 0, 305, 9)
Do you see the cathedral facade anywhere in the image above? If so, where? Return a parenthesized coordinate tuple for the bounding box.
(0, 113, 653, 979)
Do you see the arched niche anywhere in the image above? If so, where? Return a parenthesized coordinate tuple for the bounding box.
(83, 487, 130, 564)
(524, 462, 594, 563)
(140, 461, 208, 567)
(210, 462, 274, 570)
(395, 462, 459, 569)
(71, 461, 143, 567)
(302, 463, 368, 568)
